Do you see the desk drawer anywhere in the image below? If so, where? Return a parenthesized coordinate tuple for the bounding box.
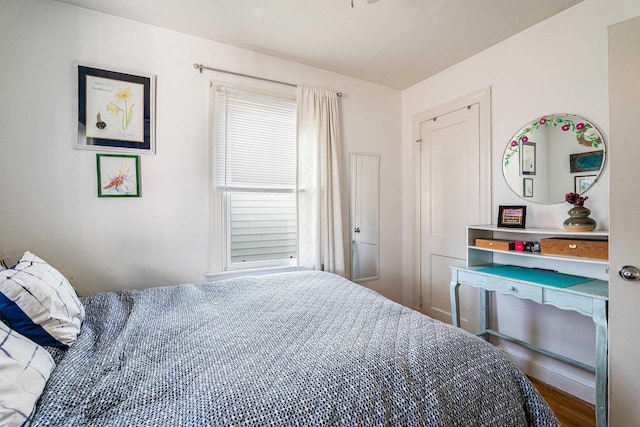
(459, 272, 543, 303)
(491, 280, 543, 301)
(475, 239, 515, 251)
(543, 288, 594, 316)
(540, 238, 608, 260)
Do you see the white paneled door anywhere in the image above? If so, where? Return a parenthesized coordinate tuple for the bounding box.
(418, 103, 482, 331)
(608, 16, 640, 427)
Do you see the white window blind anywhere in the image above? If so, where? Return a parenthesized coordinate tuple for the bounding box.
(215, 87, 297, 192)
(213, 86, 297, 267)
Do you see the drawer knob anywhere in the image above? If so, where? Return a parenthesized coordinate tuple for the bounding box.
(507, 285, 515, 291)
(568, 244, 577, 249)
(489, 242, 494, 246)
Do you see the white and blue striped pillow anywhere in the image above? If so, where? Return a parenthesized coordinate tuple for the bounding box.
(0, 320, 55, 426)
(0, 252, 85, 348)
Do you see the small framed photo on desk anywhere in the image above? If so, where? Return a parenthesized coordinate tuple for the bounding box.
(497, 205, 527, 228)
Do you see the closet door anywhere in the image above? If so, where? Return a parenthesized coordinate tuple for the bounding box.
(418, 104, 481, 330)
(350, 153, 379, 282)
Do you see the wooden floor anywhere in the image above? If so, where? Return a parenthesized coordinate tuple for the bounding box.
(529, 377, 596, 427)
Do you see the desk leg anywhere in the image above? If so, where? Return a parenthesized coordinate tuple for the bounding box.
(593, 299, 608, 427)
(450, 273, 489, 338)
(480, 289, 489, 341)
(450, 271, 461, 327)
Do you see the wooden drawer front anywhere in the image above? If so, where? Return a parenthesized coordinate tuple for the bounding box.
(540, 238, 608, 260)
(475, 239, 515, 251)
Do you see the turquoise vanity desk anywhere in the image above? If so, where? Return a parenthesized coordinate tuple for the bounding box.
(451, 225, 609, 427)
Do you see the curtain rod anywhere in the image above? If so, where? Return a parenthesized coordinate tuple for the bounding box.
(193, 63, 342, 97)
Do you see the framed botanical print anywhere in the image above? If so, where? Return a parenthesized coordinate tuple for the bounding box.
(75, 64, 155, 154)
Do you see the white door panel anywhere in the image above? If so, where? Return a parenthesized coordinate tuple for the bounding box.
(429, 126, 467, 239)
(419, 104, 481, 331)
(608, 17, 640, 426)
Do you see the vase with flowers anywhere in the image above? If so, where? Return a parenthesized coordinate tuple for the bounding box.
(563, 192, 597, 231)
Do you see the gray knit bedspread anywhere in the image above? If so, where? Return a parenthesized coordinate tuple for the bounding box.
(32, 271, 559, 426)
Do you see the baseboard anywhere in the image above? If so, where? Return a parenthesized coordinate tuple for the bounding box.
(497, 343, 596, 404)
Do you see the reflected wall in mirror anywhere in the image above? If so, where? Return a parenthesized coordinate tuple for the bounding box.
(350, 153, 379, 282)
(502, 114, 605, 204)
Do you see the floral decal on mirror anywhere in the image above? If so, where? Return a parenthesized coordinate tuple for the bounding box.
(504, 115, 602, 167)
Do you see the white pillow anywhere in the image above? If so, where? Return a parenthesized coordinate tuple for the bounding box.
(0, 251, 85, 348)
(0, 320, 55, 426)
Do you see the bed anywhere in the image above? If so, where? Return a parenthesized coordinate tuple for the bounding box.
(20, 269, 559, 426)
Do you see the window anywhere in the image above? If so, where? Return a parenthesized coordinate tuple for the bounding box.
(212, 86, 297, 271)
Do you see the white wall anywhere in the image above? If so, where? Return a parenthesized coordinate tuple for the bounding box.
(401, 0, 640, 402)
(0, 0, 403, 300)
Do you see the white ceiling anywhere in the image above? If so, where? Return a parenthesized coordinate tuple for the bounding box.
(52, 0, 583, 89)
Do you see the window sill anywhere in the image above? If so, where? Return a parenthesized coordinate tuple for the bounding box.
(205, 265, 298, 282)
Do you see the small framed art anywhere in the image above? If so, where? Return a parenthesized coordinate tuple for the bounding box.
(96, 154, 140, 197)
(575, 175, 596, 193)
(523, 178, 533, 198)
(521, 142, 536, 175)
(497, 205, 527, 228)
(75, 64, 155, 154)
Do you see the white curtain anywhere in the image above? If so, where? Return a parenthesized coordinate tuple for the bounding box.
(297, 86, 345, 276)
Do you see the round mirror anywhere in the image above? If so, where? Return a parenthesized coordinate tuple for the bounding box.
(502, 114, 605, 204)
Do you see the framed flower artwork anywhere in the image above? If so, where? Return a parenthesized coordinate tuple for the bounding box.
(75, 64, 155, 154)
(96, 154, 141, 198)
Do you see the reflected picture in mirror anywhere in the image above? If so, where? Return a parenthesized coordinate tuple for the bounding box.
(575, 175, 596, 193)
(570, 151, 604, 173)
(523, 178, 534, 198)
(521, 142, 536, 175)
(502, 114, 605, 204)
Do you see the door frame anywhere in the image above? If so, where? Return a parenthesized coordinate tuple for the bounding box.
(412, 87, 492, 312)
